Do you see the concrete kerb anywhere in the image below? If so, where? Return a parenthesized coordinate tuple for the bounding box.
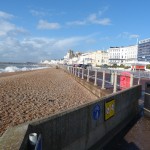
(0, 123, 29, 150)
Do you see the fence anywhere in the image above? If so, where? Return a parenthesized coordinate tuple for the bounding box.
(60, 65, 150, 93)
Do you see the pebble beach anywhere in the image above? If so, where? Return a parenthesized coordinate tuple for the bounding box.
(0, 68, 97, 136)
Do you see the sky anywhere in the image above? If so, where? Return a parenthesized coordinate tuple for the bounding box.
(0, 0, 150, 62)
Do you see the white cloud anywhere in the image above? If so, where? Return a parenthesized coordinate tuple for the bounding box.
(0, 20, 27, 37)
(118, 32, 139, 39)
(94, 18, 111, 25)
(87, 14, 111, 25)
(30, 9, 46, 17)
(0, 11, 14, 19)
(0, 35, 91, 62)
(129, 34, 139, 39)
(37, 20, 61, 30)
(67, 9, 111, 26)
(66, 20, 86, 26)
(0, 20, 15, 36)
(0, 11, 27, 37)
(98, 6, 109, 16)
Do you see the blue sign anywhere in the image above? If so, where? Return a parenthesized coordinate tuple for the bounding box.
(93, 104, 101, 120)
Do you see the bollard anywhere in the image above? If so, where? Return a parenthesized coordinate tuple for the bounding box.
(87, 69, 90, 82)
(94, 70, 97, 86)
(130, 74, 133, 87)
(82, 68, 84, 79)
(101, 71, 105, 89)
(29, 133, 37, 149)
(78, 68, 80, 77)
(111, 72, 114, 85)
(113, 72, 117, 93)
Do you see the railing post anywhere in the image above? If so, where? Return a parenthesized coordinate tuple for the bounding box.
(94, 70, 97, 86)
(130, 74, 133, 87)
(138, 78, 140, 85)
(70, 67, 72, 74)
(111, 72, 114, 85)
(73, 67, 74, 75)
(78, 68, 80, 77)
(87, 69, 90, 82)
(113, 72, 117, 93)
(75, 67, 77, 76)
(68, 66, 69, 72)
(82, 68, 84, 79)
(101, 71, 105, 89)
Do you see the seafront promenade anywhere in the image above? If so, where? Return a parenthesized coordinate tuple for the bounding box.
(0, 68, 97, 136)
(0, 66, 149, 150)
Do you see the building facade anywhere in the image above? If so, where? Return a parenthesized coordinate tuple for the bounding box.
(79, 50, 108, 67)
(138, 38, 150, 62)
(108, 45, 138, 65)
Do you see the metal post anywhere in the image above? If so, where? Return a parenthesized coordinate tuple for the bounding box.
(87, 69, 90, 82)
(111, 72, 114, 85)
(101, 71, 105, 89)
(73, 67, 74, 75)
(130, 74, 133, 87)
(94, 70, 97, 86)
(138, 78, 140, 85)
(82, 68, 84, 79)
(75, 67, 77, 76)
(68, 66, 70, 73)
(113, 72, 117, 93)
(78, 68, 80, 77)
(70, 67, 72, 74)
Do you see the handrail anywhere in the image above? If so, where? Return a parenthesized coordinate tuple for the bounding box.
(61, 65, 150, 94)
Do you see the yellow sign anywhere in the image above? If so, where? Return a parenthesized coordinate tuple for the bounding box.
(105, 100, 115, 120)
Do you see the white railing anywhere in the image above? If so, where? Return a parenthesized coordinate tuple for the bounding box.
(60, 65, 149, 94)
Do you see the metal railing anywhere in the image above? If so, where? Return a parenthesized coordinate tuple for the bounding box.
(60, 65, 150, 94)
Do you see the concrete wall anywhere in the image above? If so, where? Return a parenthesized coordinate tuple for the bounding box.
(0, 85, 141, 150)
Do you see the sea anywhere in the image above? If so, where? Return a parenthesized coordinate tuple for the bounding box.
(0, 62, 50, 73)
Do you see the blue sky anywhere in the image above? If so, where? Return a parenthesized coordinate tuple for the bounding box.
(0, 0, 150, 62)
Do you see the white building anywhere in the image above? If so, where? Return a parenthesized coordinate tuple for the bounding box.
(77, 50, 109, 67)
(108, 45, 138, 66)
(95, 50, 109, 66)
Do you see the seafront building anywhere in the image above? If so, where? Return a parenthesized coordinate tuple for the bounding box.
(77, 51, 109, 66)
(138, 38, 150, 62)
(108, 45, 138, 65)
(60, 37, 150, 67)
(63, 50, 109, 67)
(94, 50, 109, 66)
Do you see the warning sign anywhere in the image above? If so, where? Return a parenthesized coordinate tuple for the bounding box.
(105, 100, 115, 120)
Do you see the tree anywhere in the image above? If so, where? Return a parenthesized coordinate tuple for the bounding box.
(112, 64, 117, 68)
(146, 64, 150, 69)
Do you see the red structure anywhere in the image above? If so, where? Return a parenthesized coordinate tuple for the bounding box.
(120, 72, 131, 90)
(131, 64, 146, 70)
